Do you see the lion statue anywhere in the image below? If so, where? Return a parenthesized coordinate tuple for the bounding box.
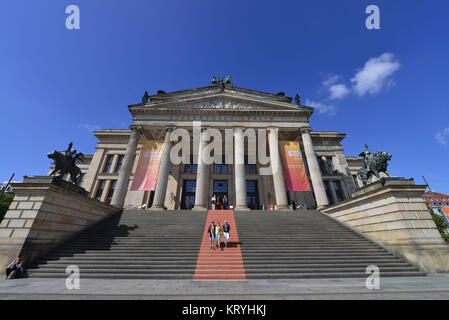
(358, 147, 392, 186)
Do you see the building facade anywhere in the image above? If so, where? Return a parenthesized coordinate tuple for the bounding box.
(75, 82, 365, 210)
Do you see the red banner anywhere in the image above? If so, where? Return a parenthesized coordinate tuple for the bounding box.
(130, 140, 164, 191)
(279, 141, 311, 191)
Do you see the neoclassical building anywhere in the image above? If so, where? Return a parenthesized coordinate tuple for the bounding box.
(71, 81, 365, 210)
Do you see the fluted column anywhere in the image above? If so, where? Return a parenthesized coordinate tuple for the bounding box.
(268, 127, 289, 210)
(301, 128, 329, 209)
(193, 127, 209, 210)
(151, 127, 174, 209)
(111, 126, 142, 207)
(234, 127, 248, 210)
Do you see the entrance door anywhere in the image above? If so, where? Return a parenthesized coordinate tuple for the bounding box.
(213, 180, 228, 208)
(246, 180, 260, 210)
(181, 180, 196, 210)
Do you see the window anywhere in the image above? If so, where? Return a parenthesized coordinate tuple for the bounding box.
(214, 164, 228, 174)
(114, 155, 124, 173)
(318, 157, 327, 175)
(244, 155, 257, 174)
(106, 180, 117, 204)
(352, 175, 359, 188)
(95, 180, 106, 200)
(326, 157, 334, 175)
(185, 155, 198, 173)
(324, 181, 334, 205)
(333, 180, 345, 202)
(214, 156, 227, 173)
(213, 181, 228, 194)
(103, 155, 114, 173)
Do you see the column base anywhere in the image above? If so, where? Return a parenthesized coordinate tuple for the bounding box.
(192, 206, 208, 211)
(149, 205, 164, 211)
(276, 205, 291, 210)
(234, 207, 250, 211)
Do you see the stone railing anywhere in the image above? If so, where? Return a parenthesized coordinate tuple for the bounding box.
(0, 176, 121, 273)
(322, 178, 449, 273)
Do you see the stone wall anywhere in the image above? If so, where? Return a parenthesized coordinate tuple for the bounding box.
(0, 176, 121, 274)
(322, 178, 449, 273)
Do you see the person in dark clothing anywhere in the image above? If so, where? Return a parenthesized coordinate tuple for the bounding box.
(5, 258, 24, 279)
(223, 220, 231, 248)
(223, 195, 228, 209)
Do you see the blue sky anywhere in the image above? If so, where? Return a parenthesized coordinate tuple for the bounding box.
(1, 0, 448, 192)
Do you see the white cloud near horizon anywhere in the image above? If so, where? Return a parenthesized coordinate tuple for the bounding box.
(350, 53, 400, 96)
(78, 123, 101, 132)
(436, 127, 449, 145)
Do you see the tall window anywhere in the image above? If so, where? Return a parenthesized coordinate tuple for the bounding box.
(106, 180, 117, 204)
(326, 157, 334, 175)
(352, 175, 359, 188)
(318, 157, 327, 175)
(95, 180, 106, 201)
(333, 181, 345, 202)
(324, 181, 334, 205)
(114, 155, 124, 173)
(103, 155, 114, 173)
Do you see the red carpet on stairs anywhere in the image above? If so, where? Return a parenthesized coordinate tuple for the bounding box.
(194, 210, 246, 281)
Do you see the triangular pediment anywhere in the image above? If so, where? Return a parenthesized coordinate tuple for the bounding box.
(130, 91, 313, 116)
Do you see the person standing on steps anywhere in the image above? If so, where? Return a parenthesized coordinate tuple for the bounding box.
(211, 194, 216, 210)
(223, 220, 231, 248)
(223, 195, 228, 210)
(208, 221, 216, 249)
(215, 221, 222, 249)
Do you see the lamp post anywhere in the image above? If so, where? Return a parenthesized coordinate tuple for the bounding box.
(0, 173, 14, 199)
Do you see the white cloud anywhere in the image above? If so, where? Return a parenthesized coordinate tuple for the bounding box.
(436, 127, 449, 145)
(305, 99, 336, 117)
(78, 123, 101, 132)
(322, 75, 340, 87)
(350, 53, 400, 96)
(329, 83, 350, 100)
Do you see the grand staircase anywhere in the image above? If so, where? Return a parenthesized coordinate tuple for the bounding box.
(27, 209, 425, 279)
(28, 210, 207, 279)
(235, 210, 424, 278)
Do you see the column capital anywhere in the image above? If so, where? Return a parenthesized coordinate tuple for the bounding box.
(129, 126, 143, 135)
(300, 127, 312, 135)
(200, 126, 209, 133)
(233, 126, 244, 133)
(165, 126, 176, 133)
(267, 126, 278, 133)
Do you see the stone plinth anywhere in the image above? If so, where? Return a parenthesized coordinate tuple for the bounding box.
(0, 176, 121, 274)
(322, 178, 449, 273)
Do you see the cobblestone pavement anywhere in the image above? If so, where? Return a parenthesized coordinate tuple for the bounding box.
(0, 275, 449, 299)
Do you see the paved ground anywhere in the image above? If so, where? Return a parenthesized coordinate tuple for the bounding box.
(1, 275, 449, 299)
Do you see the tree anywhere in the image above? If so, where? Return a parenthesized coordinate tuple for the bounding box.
(0, 192, 14, 221)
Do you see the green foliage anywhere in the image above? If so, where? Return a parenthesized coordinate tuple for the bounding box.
(431, 212, 448, 233)
(0, 192, 14, 220)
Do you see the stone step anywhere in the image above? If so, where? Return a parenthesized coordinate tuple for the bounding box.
(27, 270, 426, 279)
(28, 266, 420, 274)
